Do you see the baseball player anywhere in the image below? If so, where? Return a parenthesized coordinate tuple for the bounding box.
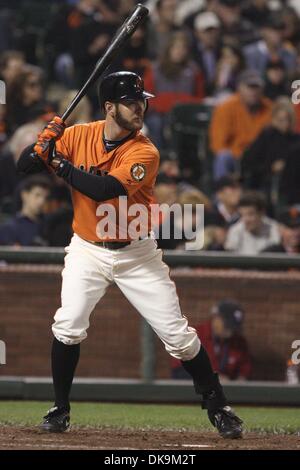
(18, 71, 243, 438)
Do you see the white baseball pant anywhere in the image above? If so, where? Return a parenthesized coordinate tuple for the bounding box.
(52, 234, 200, 361)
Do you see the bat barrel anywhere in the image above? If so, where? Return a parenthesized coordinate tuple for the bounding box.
(61, 4, 149, 122)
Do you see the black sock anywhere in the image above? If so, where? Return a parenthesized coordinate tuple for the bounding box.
(181, 346, 227, 410)
(51, 337, 80, 412)
(181, 346, 214, 391)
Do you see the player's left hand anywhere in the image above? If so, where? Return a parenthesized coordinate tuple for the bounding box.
(34, 116, 66, 163)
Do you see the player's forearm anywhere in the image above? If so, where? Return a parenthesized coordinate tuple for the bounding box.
(54, 158, 127, 202)
(17, 144, 48, 174)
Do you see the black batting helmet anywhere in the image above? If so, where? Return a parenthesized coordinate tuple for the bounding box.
(98, 71, 154, 109)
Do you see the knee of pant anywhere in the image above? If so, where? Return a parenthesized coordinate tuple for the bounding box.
(52, 326, 86, 345)
(164, 331, 201, 361)
(52, 305, 90, 345)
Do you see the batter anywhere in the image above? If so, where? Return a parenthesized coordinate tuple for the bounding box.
(18, 71, 243, 438)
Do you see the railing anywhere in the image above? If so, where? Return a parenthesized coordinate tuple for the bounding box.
(1, 247, 300, 270)
(0, 377, 299, 404)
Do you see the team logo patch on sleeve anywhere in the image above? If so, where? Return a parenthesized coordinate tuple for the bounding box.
(130, 163, 146, 182)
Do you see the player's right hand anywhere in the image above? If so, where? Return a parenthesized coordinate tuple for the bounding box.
(34, 116, 66, 163)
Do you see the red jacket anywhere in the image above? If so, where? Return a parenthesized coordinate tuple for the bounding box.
(143, 63, 205, 114)
(171, 320, 252, 380)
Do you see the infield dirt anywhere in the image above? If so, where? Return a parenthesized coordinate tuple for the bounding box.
(0, 426, 299, 450)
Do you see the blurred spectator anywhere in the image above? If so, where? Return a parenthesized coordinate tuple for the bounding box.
(43, 1, 75, 86)
(209, 175, 241, 227)
(203, 224, 227, 251)
(204, 176, 241, 250)
(171, 300, 252, 381)
(0, 103, 7, 149)
(264, 206, 300, 254)
(214, 44, 245, 98)
(0, 50, 25, 86)
(5, 65, 45, 134)
(293, 94, 300, 135)
(68, 0, 120, 32)
(158, 159, 181, 182)
(44, 1, 121, 87)
(58, 90, 93, 126)
(214, 0, 256, 46)
(175, 0, 206, 27)
(155, 187, 211, 250)
(183, 0, 219, 30)
(243, 13, 297, 75)
(192, 11, 222, 95)
(177, 188, 212, 250)
(111, 25, 153, 78)
(154, 176, 178, 207)
(0, 7, 16, 53)
(289, 0, 300, 17)
(150, 0, 180, 57)
(241, 97, 299, 210)
(68, 0, 118, 105)
(209, 70, 272, 179)
(144, 31, 205, 148)
(242, 0, 272, 28)
(279, 137, 300, 206)
(281, 6, 300, 49)
(0, 121, 47, 214)
(0, 175, 51, 246)
(153, 174, 179, 250)
(42, 185, 73, 247)
(225, 191, 281, 255)
(264, 59, 289, 100)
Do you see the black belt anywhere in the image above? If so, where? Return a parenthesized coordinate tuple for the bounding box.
(84, 233, 151, 250)
(85, 239, 131, 250)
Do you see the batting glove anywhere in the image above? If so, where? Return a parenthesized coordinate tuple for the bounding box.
(34, 116, 66, 163)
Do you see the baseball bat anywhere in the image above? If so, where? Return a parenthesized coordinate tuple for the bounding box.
(61, 3, 149, 121)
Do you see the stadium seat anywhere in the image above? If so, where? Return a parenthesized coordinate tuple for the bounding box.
(169, 103, 213, 192)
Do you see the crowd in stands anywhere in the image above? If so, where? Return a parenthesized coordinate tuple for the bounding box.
(1, 0, 300, 254)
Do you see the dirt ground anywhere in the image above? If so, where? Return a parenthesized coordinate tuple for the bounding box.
(0, 426, 299, 450)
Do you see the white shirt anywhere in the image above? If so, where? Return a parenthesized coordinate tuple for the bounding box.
(225, 216, 281, 255)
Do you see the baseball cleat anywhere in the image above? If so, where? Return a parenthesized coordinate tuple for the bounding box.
(40, 406, 70, 433)
(208, 406, 243, 439)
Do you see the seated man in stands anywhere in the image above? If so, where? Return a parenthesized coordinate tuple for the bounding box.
(209, 70, 272, 179)
(264, 206, 300, 254)
(210, 176, 241, 228)
(225, 191, 281, 255)
(0, 175, 50, 246)
(204, 176, 241, 250)
(171, 300, 252, 381)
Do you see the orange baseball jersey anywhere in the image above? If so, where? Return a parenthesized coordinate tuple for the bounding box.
(55, 120, 160, 242)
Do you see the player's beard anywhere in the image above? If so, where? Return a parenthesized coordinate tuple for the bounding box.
(115, 105, 143, 131)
